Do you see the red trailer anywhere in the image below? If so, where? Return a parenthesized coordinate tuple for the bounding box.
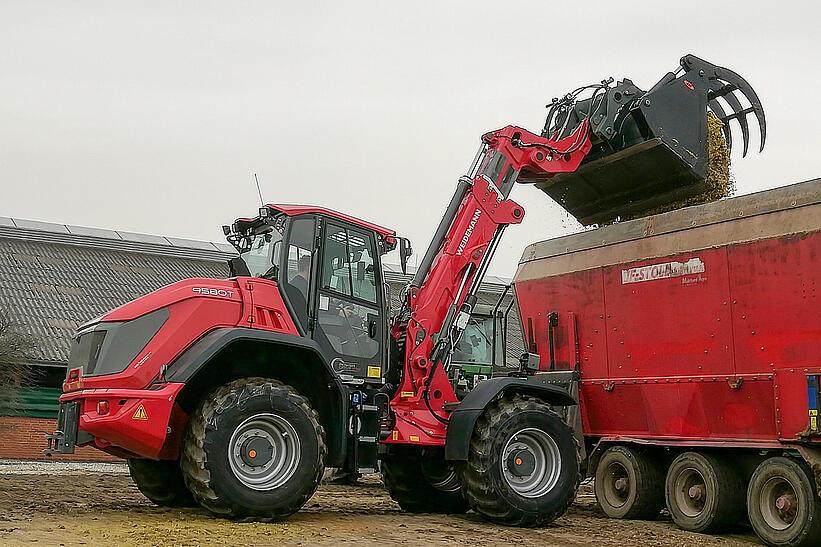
(513, 178, 821, 545)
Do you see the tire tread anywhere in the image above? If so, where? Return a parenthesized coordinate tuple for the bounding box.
(460, 394, 580, 527)
(180, 377, 326, 520)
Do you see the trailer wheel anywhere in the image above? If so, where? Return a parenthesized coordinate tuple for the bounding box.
(664, 451, 745, 533)
(382, 448, 468, 514)
(128, 458, 197, 507)
(460, 394, 579, 527)
(181, 377, 326, 521)
(747, 457, 821, 547)
(594, 445, 664, 520)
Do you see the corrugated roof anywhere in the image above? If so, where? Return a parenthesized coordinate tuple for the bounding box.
(0, 216, 522, 368)
(0, 236, 230, 365)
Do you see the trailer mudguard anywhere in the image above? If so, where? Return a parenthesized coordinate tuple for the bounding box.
(444, 375, 577, 461)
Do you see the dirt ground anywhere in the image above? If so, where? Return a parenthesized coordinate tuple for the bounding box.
(0, 470, 759, 546)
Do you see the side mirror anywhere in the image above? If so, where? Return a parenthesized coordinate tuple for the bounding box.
(518, 352, 540, 375)
(228, 257, 251, 278)
(399, 238, 413, 275)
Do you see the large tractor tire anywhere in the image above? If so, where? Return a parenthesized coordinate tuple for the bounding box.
(128, 458, 197, 507)
(181, 377, 326, 521)
(747, 456, 821, 547)
(460, 394, 580, 527)
(382, 447, 469, 514)
(664, 451, 745, 533)
(594, 445, 665, 520)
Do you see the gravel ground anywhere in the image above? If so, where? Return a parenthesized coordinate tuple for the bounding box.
(0, 461, 760, 546)
(0, 460, 128, 475)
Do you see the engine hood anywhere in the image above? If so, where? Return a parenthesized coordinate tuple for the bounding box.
(84, 278, 242, 326)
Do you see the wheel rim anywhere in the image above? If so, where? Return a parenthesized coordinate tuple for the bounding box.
(227, 413, 301, 491)
(759, 475, 799, 531)
(673, 467, 708, 518)
(602, 461, 631, 508)
(501, 427, 562, 498)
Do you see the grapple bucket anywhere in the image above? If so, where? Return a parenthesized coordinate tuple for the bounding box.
(526, 54, 766, 225)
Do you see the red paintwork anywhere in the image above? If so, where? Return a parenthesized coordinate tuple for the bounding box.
(266, 204, 396, 240)
(61, 276, 299, 458)
(386, 123, 593, 446)
(61, 383, 185, 459)
(61, 122, 594, 458)
(514, 231, 821, 448)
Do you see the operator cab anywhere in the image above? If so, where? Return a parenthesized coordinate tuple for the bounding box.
(224, 205, 401, 385)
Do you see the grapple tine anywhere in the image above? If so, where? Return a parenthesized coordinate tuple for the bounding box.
(681, 54, 766, 153)
(711, 81, 750, 157)
(707, 98, 733, 153)
(707, 82, 737, 101)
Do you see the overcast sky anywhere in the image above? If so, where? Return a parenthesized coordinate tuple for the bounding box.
(2, 2, 819, 277)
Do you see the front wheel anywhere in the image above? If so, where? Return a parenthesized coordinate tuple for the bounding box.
(460, 394, 580, 527)
(382, 447, 469, 514)
(181, 377, 326, 521)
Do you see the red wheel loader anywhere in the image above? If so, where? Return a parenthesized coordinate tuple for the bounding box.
(46, 55, 767, 528)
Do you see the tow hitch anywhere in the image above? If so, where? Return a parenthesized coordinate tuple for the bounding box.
(44, 401, 86, 455)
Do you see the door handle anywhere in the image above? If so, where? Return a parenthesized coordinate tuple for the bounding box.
(367, 314, 378, 338)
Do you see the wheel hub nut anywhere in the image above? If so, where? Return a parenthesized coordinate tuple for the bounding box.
(688, 485, 704, 501)
(240, 436, 274, 467)
(775, 494, 794, 512)
(506, 448, 536, 477)
(614, 477, 629, 492)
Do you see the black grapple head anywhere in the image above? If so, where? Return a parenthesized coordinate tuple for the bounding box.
(526, 54, 766, 225)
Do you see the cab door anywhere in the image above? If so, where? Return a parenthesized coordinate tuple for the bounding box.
(312, 220, 385, 384)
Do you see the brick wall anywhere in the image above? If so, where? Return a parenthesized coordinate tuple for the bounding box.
(0, 416, 121, 461)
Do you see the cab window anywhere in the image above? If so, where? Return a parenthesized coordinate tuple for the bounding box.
(321, 223, 377, 304)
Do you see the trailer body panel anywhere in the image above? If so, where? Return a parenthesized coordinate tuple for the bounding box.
(514, 178, 821, 447)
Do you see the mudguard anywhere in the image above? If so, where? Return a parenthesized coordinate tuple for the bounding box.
(444, 375, 577, 461)
(166, 327, 349, 466)
(166, 327, 337, 383)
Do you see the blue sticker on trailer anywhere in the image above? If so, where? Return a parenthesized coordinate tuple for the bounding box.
(809, 375, 819, 432)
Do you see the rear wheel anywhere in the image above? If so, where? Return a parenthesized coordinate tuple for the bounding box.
(460, 394, 580, 527)
(665, 451, 745, 533)
(747, 457, 821, 547)
(382, 448, 468, 513)
(181, 377, 326, 520)
(128, 458, 196, 507)
(594, 445, 664, 520)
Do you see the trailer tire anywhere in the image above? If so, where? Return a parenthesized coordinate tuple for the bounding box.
(665, 451, 745, 533)
(382, 448, 469, 514)
(594, 445, 664, 520)
(128, 458, 197, 507)
(181, 377, 326, 521)
(460, 394, 579, 527)
(747, 457, 821, 547)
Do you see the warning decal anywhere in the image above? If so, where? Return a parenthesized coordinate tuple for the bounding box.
(367, 366, 381, 378)
(132, 405, 148, 421)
